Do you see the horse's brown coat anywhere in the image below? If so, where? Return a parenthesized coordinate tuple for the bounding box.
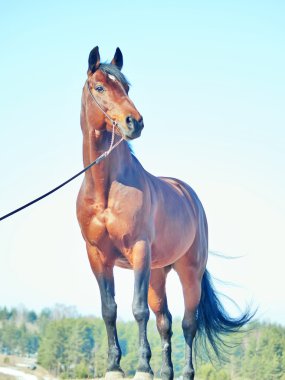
(77, 47, 208, 380)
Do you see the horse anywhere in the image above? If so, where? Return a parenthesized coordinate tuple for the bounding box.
(76, 46, 253, 380)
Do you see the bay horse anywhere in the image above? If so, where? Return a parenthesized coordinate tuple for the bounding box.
(76, 46, 252, 380)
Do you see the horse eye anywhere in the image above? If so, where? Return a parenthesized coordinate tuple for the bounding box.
(95, 85, 104, 93)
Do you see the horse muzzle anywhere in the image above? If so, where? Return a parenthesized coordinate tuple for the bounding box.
(124, 116, 144, 140)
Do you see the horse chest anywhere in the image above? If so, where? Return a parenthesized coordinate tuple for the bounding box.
(105, 181, 145, 241)
(79, 182, 145, 250)
(78, 203, 107, 246)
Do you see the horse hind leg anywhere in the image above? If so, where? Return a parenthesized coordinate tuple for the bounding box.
(174, 252, 205, 380)
(132, 241, 153, 380)
(148, 267, 174, 380)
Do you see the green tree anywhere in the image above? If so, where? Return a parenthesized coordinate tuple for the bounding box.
(38, 319, 72, 376)
(1, 306, 285, 380)
(27, 310, 38, 324)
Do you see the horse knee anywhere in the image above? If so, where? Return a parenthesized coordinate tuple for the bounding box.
(182, 314, 198, 339)
(133, 304, 150, 323)
(102, 301, 117, 324)
(157, 311, 173, 340)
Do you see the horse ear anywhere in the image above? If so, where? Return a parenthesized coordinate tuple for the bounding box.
(111, 47, 123, 70)
(88, 46, 100, 74)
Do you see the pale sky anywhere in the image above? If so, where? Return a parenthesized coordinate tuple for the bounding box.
(0, 1, 284, 324)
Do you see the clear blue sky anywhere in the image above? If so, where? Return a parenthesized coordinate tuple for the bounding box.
(0, 1, 284, 324)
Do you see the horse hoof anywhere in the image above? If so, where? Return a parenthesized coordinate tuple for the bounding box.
(161, 367, 174, 380)
(133, 372, 154, 380)
(183, 368, 195, 380)
(105, 371, 125, 380)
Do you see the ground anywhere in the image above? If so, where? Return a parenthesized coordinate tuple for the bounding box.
(0, 355, 54, 380)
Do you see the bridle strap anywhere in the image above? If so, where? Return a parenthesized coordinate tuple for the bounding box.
(87, 81, 114, 124)
(86, 81, 124, 158)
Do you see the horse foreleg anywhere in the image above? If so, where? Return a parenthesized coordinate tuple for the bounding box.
(131, 241, 153, 380)
(87, 245, 124, 379)
(148, 268, 173, 380)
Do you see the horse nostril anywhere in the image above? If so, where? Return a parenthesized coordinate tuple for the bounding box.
(126, 116, 133, 125)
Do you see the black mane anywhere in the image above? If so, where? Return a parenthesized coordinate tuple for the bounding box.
(99, 63, 130, 92)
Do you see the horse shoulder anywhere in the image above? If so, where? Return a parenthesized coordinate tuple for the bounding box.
(76, 185, 108, 245)
(105, 180, 147, 237)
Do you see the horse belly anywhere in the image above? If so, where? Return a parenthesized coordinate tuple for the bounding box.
(151, 188, 197, 268)
(151, 221, 196, 268)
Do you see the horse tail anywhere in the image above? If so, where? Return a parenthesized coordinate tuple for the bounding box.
(196, 269, 254, 358)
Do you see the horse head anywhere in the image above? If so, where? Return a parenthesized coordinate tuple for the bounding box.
(84, 46, 144, 140)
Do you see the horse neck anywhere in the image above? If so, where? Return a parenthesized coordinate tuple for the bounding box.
(81, 116, 132, 204)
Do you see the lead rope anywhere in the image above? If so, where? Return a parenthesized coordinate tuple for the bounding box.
(0, 83, 124, 222)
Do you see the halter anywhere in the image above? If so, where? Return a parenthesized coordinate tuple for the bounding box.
(86, 81, 124, 162)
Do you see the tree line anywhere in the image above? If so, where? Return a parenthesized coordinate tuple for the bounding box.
(0, 305, 285, 379)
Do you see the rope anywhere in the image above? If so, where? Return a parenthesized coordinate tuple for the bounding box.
(0, 81, 124, 222)
(0, 149, 113, 221)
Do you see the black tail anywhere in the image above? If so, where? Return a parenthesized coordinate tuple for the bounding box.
(197, 269, 255, 359)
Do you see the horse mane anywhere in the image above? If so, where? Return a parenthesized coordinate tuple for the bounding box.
(99, 63, 130, 92)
